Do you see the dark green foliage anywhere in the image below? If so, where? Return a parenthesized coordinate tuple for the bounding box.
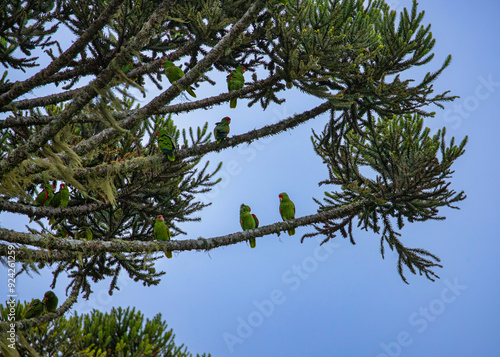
(308, 113, 467, 283)
(0, 302, 211, 357)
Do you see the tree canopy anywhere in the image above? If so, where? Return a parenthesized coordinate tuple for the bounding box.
(0, 0, 466, 336)
(0, 301, 210, 356)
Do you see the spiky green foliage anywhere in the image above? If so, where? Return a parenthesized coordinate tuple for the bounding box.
(0, 302, 211, 357)
(308, 113, 467, 283)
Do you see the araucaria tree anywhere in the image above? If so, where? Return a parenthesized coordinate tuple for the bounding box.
(0, 0, 466, 333)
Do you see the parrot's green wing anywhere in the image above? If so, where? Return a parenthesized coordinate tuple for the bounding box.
(240, 204, 258, 248)
(154, 216, 172, 258)
(35, 184, 54, 206)
(279, 192, 296, 236)
(50, 190, 61, 207)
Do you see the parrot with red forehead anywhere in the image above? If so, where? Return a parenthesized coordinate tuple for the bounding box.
(154, 215, 172, 258)
(42, 290, 58, 312)
(122, 62, 133, 73)
(227, 65, 246, 108)
(279, 192, 296, 236)
(50, 184, 69, 208)
(214, 117, 231, 144)
(30, 183, 55, 222)
(161, 61, 196, 98)
(156, 129, 176, 161)
(240, 204, 259, 248)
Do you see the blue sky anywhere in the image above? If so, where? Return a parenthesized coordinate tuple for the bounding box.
(1, 0, 500, 356)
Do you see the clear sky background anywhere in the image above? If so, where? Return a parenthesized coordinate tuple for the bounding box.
(1, 0, 500, 356)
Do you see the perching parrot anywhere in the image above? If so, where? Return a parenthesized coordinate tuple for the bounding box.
(227, 65, 246, 108)
(279, 192, 296, 235)
(35, 183, 55, 206)
(154, 215, 172, 258)
(42, 291, 58, 312)
(161, 61, 196, 98)
(30, 183, 55, 222)
(24, 299, 44, 319)
(49, 183, 69, 226)
(121, 62, 137, 81)
(240, 204, 259, 248)
(156, 129, 176, 161)
(122, 62, 133, 73)
(214, 117, 231, 144)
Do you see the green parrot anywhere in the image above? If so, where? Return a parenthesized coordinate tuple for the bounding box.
(49, 183, 69, 225)
(161, 61, 196, 98)
(240, 204, 259, 248)
(42, 290, 58, 312)
(35, 183, 55, 206)
(24, 299, 44, 319)
(122, 62, 133, 73)
(279, 192, 296, 235)
(156, 129, 176, 161)
(154, 215, 172, 258)
(227, 65, 246, 108)
(121, 62, 137, 81)
(30, 183, 55, 222)
(214, 117, 231, 144)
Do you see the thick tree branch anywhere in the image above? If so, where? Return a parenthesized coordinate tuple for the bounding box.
(0, 198, 108, 217)
(0, 200, 366, 254)
(0, 243, 90, 263)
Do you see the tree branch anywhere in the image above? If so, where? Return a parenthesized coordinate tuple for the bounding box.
(0, 200, 366, 254)
(25, 100, 331, 183)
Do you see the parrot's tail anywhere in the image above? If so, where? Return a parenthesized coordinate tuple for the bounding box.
(250, 238, 256, 249)
(230, 98, 237, 108)
(164, 250, 173, 259)
(288, 228, 295, 236)
(187, 87, 197, 98)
